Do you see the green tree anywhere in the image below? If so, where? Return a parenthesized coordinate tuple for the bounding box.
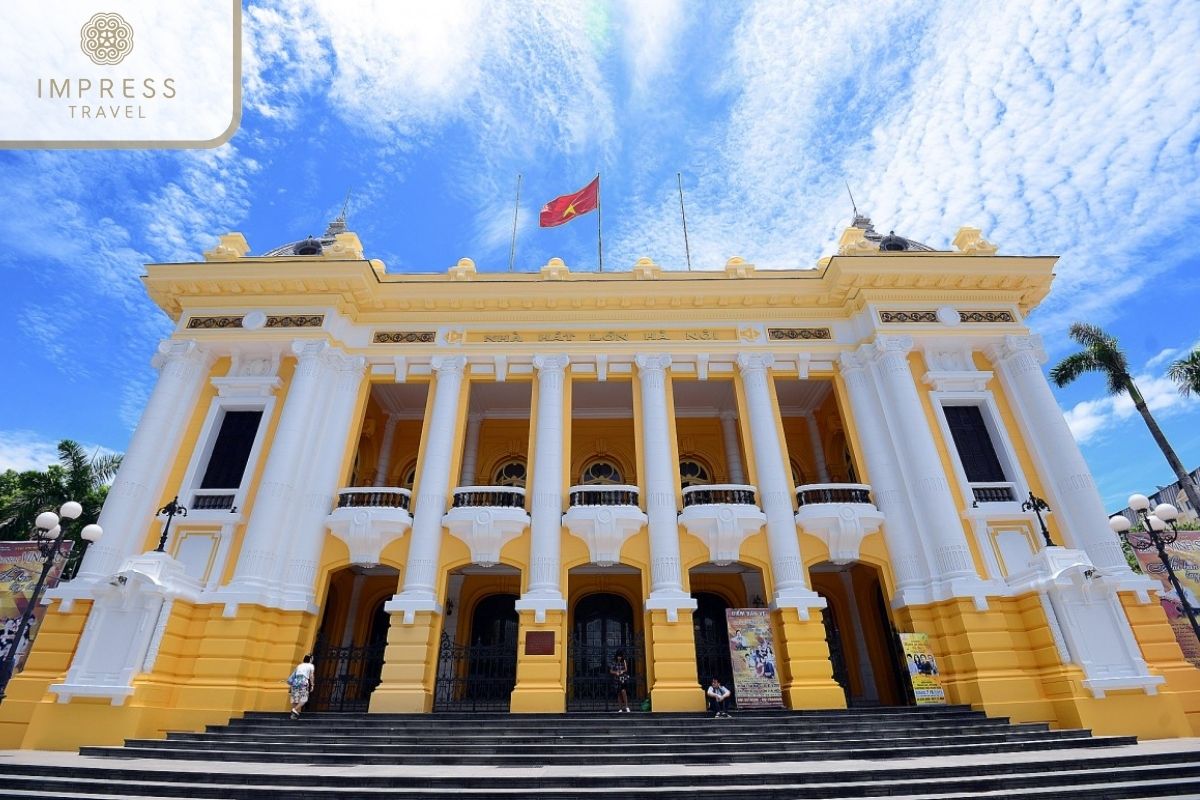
(1049, 323, 1200, 515)
(0, 440, 121, 543)
(1167, 349, 1200, 397)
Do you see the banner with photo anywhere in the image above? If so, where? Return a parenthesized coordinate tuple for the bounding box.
(1133, 529, 1200, 668)
(0, 541, 72, 673)
(899, 632, 946, 705)
(725, 608, 783, 708)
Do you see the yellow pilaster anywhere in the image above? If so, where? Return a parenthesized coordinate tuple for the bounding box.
(509, 609, 567, 713)
(370, 610, 442, 713)
(774, 607, 847, 709)
(1119, 592, 1200, 736)
(646, 610, 705, 711)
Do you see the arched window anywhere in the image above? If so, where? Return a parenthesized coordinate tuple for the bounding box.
(790, 460, 808, 487)
(398, 461, 417, 489)
(580, 457, 623, 485)
(679, 456, 712, 488)
(492, 457, 527, 487)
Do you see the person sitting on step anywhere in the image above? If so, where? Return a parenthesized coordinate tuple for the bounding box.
(706, 677, 732, 718)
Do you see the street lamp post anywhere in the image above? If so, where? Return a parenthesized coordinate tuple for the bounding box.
(0, 502, 103, 704)
(1109, 495, 1200, 645)
(155, 496, 187, 553)
(1021, 491, 1054, 548)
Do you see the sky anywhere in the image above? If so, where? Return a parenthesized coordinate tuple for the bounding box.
(1, 0, 1200, 511)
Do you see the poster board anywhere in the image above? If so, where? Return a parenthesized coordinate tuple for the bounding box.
(899, 632, 946, 705)
(725, 608, 783, 708)
(1133, 530, 1200, 668)
(0, 541, 72, 673)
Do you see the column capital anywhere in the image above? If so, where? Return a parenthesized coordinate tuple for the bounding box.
(634, 353, 672, 373)
(719, 409, 738, 422)
(431, 355, 468, 375)
(872, 334, 914, 358)
(984, 334, 1046, 366)
(533, 353, 570, 373)
(837, 350, 868, 374)
(152, 338, 209, 369)
(290, 339, 330, 359)
(736, 352, 775, 374)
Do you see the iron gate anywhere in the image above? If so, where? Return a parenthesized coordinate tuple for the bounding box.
(821, 604, 852, 704)
(432, 631, 518, 711)
(308, 638, 387, 712)
(567, 634, 646, 711)
(694, 633, 737, 709)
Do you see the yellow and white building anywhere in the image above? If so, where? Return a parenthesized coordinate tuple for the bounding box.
(3, 216, 1198, 750)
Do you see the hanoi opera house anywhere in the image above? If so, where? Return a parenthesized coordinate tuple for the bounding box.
(3, 217, 1199, 750)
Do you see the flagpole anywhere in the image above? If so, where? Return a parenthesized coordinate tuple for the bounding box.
(677, 172, 692, 271)
(596, 172, 603, 272)
(508, 174, 522, 273)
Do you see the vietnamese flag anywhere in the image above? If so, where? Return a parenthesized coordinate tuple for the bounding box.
(539, 177, 599, 227)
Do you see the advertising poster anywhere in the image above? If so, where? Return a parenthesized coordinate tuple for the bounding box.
(725, 608, 782, 708)
(1133, 530, 1200, 668)
(0, 541, 72, 673)
(899, 632, 946, 705)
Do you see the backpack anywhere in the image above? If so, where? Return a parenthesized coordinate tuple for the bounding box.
(287, 671, 307, 689)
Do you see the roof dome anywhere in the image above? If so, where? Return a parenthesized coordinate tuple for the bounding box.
(262, 215, 348, 257)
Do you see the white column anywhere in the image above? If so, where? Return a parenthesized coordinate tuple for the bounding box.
(837, 351, 932, 603)
(736, 353, 824, 615)
(281, 353, 368, 609)
(459, 412, 483, 485)
(804, 412, 830, 483)
(516, 354, 570, 621)
(226, 341, 331, 594)
(78, 339, 213, 581)
(373, 414, 399, 487)
(865, 336, 990, 601)
(340, 572, 367, 647)
(387, 356, 467, 622)
(986, 335, 1134, 575)
(719, 411, 746, 484)
(635, 354, 696, 620)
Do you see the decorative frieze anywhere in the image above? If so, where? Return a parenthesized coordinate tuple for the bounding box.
(373, 331, 437, 344)
(186, 314, 326, 329)
(187, 315, 243, 329)
(879, 309, 1015, 324)
(767, 327, 832, 341)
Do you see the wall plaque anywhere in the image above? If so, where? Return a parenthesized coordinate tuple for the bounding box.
(525, 631, 555, 655)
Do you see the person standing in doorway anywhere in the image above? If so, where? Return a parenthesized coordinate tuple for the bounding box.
(706, 677, 732, 718)
(288, 653, 315, 720)
(611, 650, 632, 713)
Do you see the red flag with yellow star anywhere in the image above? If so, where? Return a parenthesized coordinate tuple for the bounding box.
(539, 177, 599, 227)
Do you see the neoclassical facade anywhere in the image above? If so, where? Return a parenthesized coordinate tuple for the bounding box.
(3, 218, 1198, 749)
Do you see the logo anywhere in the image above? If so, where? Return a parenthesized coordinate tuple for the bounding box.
(80, 12, 134, 66)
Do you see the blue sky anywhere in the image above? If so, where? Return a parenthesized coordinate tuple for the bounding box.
(2, 0, 1199, 511)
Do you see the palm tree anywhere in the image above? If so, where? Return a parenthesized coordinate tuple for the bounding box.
(0, 440, 121, 542)
(1168, 349, 1200, 397)
(1050, 323, 1200, 515)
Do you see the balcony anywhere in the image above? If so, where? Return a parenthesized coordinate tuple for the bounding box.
(970, 482, 1018, 504)
(677, 484, 767, 566)
(794, 483, 884, 565)
(326, 487, 413, 567)
(191, 488, 236, 511)
(443, 486, 530, 567)
(563, 484, 646, 567)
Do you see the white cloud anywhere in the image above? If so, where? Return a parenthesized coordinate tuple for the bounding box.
(1063, 373, 1198, 444)
(0, 431, 62, 473)
(618, 0, 687, 99)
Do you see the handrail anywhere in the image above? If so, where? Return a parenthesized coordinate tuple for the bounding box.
(336, 486, 412, 511)
(568, 484, 640, 507)
(795, 483, 873, 506)
(681, 484, 758, 507)
(451, 486, 527, 509)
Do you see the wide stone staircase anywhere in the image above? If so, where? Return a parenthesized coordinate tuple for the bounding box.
(3, 706, 1200, 798)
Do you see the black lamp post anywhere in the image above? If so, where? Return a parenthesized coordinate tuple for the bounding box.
(1109, 496, 1200, 645)
(0, 502, 103, 704)
(1021, 492, 1054, 548)
(155, 496, 187, 553)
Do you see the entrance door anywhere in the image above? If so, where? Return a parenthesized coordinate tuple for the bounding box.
(433, 593, 519, 711)
(819, 595, 852, 704)
(309, 600, 390, 713)
(692, 592, 736, 707)
(568, 593, 644, 711)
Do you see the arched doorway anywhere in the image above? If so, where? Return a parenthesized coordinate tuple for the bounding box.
(309, 566, 396, 712)
(433, 592, 519, 711)
(568, 592, 644, 710)
(818, 592, 852, 704)
(693, 592, 736, 705)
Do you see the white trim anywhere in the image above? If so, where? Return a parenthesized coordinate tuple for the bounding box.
(178, 394, 277, 525)
(929, 390, 1030, 514)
